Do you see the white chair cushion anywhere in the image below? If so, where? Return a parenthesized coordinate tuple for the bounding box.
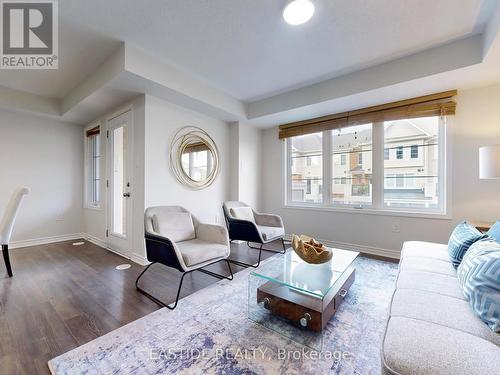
(176, 239, 228, 267)
(230, 207, 255, 223)
(258, 225, 284, 241)
(152, 212, 195, 242)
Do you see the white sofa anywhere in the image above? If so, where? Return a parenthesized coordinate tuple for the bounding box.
(381, 241, 500, 375)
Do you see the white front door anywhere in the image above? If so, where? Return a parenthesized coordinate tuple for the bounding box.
(106, 110, 133, 257)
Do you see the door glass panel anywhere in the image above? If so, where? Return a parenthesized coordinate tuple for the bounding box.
(112, 125, 127, 236)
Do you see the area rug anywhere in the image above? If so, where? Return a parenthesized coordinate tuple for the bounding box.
(49, 256, 398, 374)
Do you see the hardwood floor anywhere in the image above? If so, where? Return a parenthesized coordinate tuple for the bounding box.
(0, 239, 280, 375)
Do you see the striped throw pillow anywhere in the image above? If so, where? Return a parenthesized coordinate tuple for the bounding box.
(457, 239, 500, 332)
(448, 221, 487, 269)
(486, 220, 500, 242)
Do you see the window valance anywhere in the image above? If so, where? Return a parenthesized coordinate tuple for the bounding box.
(278, 90, 457, 139)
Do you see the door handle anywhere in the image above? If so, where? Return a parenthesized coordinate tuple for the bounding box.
(123, 192, 131, 198)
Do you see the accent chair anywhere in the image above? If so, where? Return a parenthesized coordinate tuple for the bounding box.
(0, 187, 30, 277)
(223, 201, 286, 268)
(136, 206, 233, 309)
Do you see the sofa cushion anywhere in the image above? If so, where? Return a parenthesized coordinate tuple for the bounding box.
(486, 220, 500, 242)
(258, 225, 285, 241)
(401, 241, 449, 261)
(390, 289, 500, 345)
(448, 221, 486, 269)
(396, 270, 465, 300)
(399, 256, 456, 277)
(176, 239, 228, 267)
(229, 207, 255, 223)
(152, 212, 195, 242)
(458, 238, 500, 332)
(382, 317, 500, 375)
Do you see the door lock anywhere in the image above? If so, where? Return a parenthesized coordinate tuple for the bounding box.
(123, 192, 131, 198)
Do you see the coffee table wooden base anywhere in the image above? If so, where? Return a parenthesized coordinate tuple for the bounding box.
(257, 267, 355, 332)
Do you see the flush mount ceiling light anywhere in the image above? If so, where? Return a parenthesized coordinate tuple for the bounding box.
(282, 0, 315, 25)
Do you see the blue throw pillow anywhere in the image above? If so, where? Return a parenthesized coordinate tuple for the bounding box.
(448, 221, 487, 269)
(457, 239, 500, 332)
(486, 221, 500, 243)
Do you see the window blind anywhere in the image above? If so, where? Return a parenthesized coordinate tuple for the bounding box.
(182, 142, 210, 154)
(86, 126, 100, 137)
(278, 90, 456, 139)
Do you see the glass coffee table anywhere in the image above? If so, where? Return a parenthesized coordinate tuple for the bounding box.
(248, 248, 359, 350)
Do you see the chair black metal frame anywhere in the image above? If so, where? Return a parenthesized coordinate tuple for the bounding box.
(2, 244, 12, 277)
(224, 215, 287, 269)
(136, 233, 233, 310)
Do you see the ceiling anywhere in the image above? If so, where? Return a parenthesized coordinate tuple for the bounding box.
(0, 0, 496, 102)
(0, 0, 498, 127)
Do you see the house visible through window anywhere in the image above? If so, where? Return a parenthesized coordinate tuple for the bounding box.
(286, 116, 445, 214)
(85, 125, 101, 208)
(384, 117, 441, 210)
(332, 123, 373, 206)
(290, 132, 323, 204)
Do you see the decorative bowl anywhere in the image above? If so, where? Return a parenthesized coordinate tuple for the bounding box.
(291, 234, 333, 264)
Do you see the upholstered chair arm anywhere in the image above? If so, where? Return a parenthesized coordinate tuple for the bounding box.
(253, 212, 284, 228)
(226, 218, 264, 243)
(197, 223, 229, 247)
(144, 232, 186, 272)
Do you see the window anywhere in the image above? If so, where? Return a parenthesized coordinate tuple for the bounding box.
(396, 146, 403, 159)
(332, 123, 372, 206)
(290, 132, 322, 203)
(286, 116, 446, 214)
(405, 173, 416, 188)
(85, 125, 101, 208)
(395, 174, 404, 187)
(385, 174, 395, 188)
(384, 117, 441, 210)
(411, 144, 419, 158)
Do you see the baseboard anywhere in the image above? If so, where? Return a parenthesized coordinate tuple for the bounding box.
(83, 233, 107, 249)
(9, 233, 84, 249)
(83, 233, 149, 266)
(130, 253, 149, 266)
(284, 234, 401, 260)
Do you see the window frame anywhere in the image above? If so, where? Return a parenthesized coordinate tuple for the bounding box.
(84, 122, 102, 210)
(284, 117, 450, 218)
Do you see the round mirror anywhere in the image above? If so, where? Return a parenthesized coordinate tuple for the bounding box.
(170, 127, 220, 189)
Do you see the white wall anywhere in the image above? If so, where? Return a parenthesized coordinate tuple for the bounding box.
(261, 84, 500, 257)
(0, 109, 83, 245)
(144, 95, 231, 225)
(237, 121, 263, 210)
